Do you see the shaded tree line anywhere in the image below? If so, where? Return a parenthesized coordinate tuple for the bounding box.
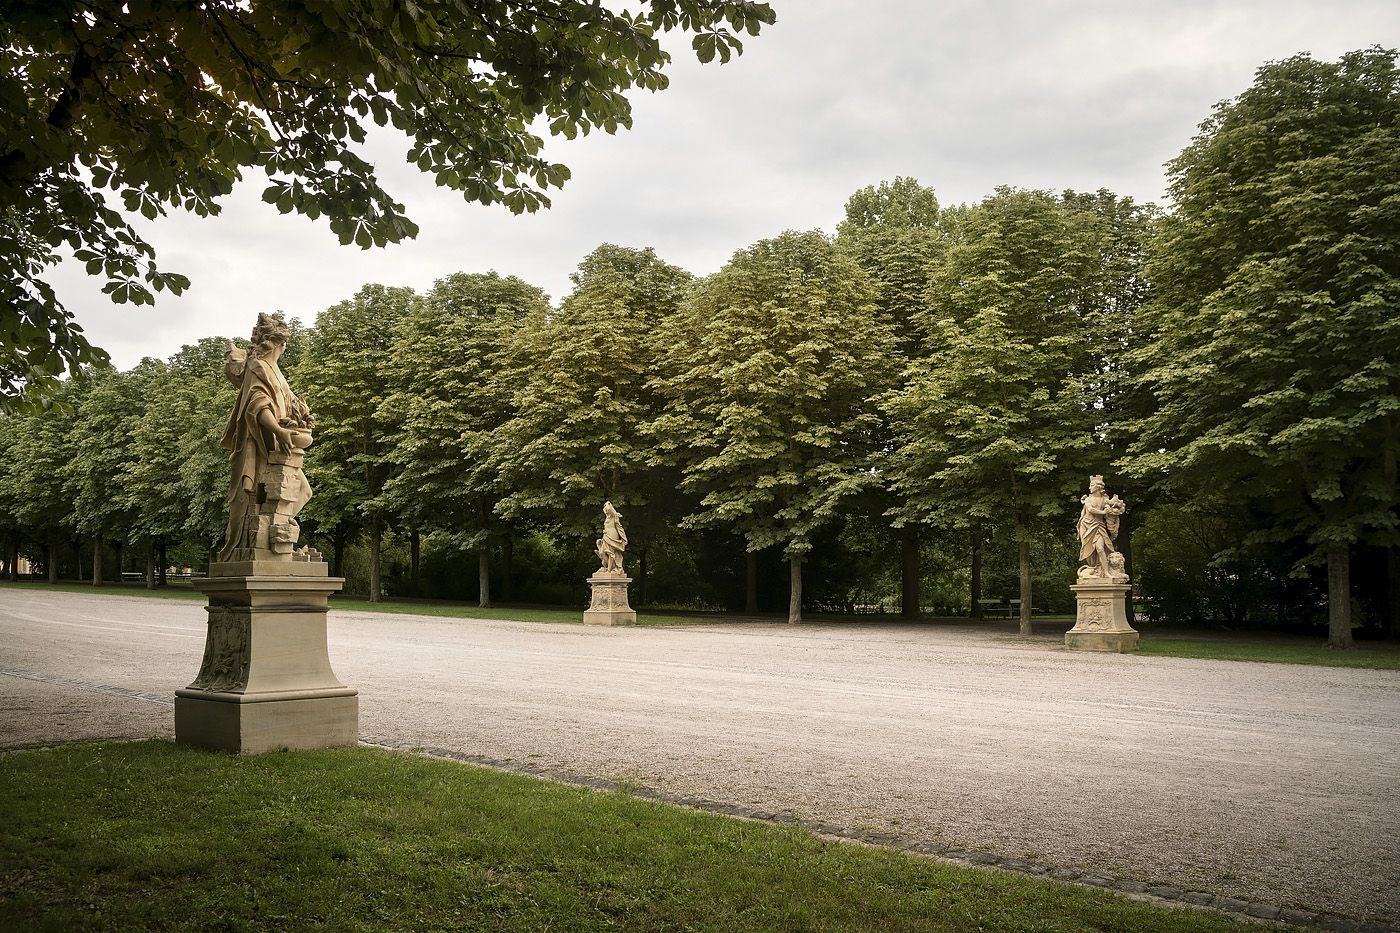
(2, 49, 1397, 646)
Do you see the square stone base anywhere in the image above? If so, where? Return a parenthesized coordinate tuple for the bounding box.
(582, 609, 637, 626)
(584, 573, 635, 625)
(175, 693, 358, 754)
(1064, 630, 1139, 652)
(1066, 581, 1138, 653)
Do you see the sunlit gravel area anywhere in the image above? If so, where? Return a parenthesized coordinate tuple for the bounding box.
(2, 587, 1397, 923)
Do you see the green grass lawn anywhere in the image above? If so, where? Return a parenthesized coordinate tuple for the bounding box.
(1136, 636, 1400, 670)
(0, 740, 1266, 933)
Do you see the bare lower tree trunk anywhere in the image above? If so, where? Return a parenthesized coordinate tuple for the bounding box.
(1118, 511, 1134, 620)
(502, 533, 514, 603)
(158, 538, 168, 586)
(745, 550, 758, 615)
(1388, 546, 1400, 640)
(638, 539, 649, 608)
(330, 524, 347, 579)
(47, 533, 58, 584)
(92, 535, 102, 586)
(7, 534, 17, 582)
(477, 546, 491, 609)
(970, 527, 982, 618)
(368, 514, 382, 603)
(901, 527, 920, 619)
(410, 529, 420, 596)
(1327, 544, 1354, 649)
(788, 556, 802, 624)
(1018, 538, 1033, 636)
(146, 540, 156, 590)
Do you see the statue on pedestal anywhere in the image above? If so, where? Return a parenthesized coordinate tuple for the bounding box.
(584, 501, 635, 625)
(176, 312, 353, 754)
(1066, 474, 1137, 652)
(1076, 475, 1128, 582)
(217, 312, 318, 563)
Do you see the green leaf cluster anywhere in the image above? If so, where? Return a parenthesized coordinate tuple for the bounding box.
(0, 0, 775, 406)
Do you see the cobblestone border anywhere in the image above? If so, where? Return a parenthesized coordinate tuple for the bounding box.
(362, 735, 1398, 933)
(1, 666, 1387, 933)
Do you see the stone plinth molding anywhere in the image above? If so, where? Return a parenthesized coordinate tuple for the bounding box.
(175, 562, 358, 753)
(1065, 581, 1138, 653)
(584, 572, 636, 626)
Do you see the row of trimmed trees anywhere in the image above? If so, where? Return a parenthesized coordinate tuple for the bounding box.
(1, 49, 1397, 645)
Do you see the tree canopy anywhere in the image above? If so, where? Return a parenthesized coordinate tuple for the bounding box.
(1124, 46, 1400, 648)
(0, 0, 775, 408)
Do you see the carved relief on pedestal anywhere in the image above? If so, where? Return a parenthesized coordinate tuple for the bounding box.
(188, 606, 251, 693)
(1079, 598, 1111, 630)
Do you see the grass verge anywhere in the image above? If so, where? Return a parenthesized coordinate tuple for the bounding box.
(1137, 637, 1400, 670)
(0, 740, 1264, 933)
(0, 580, 204, 600)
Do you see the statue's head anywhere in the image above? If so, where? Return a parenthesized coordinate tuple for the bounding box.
(1088, 475, 1106, 494)
(604, 500, 619, 518)
(250, 312, 291, 357)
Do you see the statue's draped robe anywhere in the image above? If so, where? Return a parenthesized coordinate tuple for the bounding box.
(1076, 493, 1118, 564)
(218, 355, 293, 561)
(601, 514, 628, 572)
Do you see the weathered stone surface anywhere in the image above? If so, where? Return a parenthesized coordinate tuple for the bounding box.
(584, 572, 636, 626)
(1065, 581, 1139, 652)
(218, 314, 319, 564)
(175, 568, 357, 753)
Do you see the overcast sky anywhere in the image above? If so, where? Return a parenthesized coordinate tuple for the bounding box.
(50, 0, 1400, 370)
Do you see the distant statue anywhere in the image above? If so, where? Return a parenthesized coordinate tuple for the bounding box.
(595, 501, 628, 575)
(1077, 475, 1127, 581)
(217, 313, 316, 562)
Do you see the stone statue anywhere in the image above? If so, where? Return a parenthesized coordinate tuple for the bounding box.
(1076, 475, 1127, 581)
(217, 312, 317, 563)
(595, 501, 628, 575)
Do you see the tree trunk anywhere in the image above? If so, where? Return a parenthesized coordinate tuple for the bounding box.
(1118, 510, 1134, 621)
(501, 533, 514, 603)
(1388, 546, 1400, 641)
(638, 539, 649, 608)
(368, 514, 382, 602)
(745, 550, 758, 615)
(7, 534, 17, 582)
(47, 533, 58, 584)
(410, 528, 421, 596)
(901, 527, 920, 619)
(788, 556, 802, 624)
(158, 538, 168, 586)
(1018, 537, 1033, 636)
(146, 540, 156, 590)
(969, 526, 983, 618)
(478, 546, 491, 609)
(1327, 544, 1354, 649)
(92, 535, 102, 586)
(74, 538, 83, 581)
(330, 523, 347, 582)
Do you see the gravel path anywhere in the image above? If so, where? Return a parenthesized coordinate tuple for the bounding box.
(2, 588, 1397, 923)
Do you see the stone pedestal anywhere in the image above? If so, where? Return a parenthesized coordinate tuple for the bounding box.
(584, 573, 636, 626)
(175, 561, 358, 753)
(1065, 581, 1138, 652)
